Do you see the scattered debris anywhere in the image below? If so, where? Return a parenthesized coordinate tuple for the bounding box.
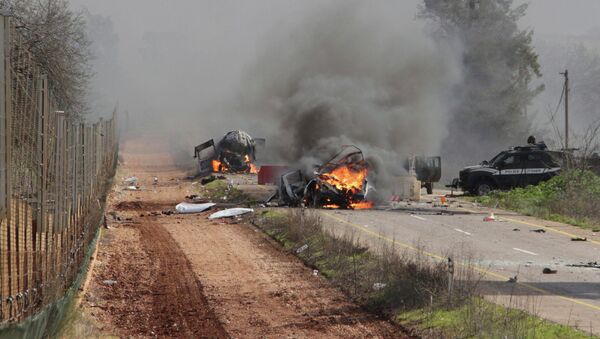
(153, 177, 158, 185)
(162, 210, 174, 216)
(125, 185, 139, 191)
(483, 212, 497, 222)
(208, 208, 254, 220)
(102, 280, 117, 286)
(571, 237, 587, 241)
(124, 176, 138, 185)
(296, 244, 309, 254)
(566, 262, 600, 269)
(372, 283, 387, 291)
(531, 229, 546, 233)
(507, 275, 518, 283)
(542, 268, 557, 274)
(312, 269, 319, 276)
(175, 202, 216, 214)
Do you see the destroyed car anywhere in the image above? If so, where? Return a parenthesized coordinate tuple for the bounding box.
(194, 130, 264, 176)
(450, 145, 563, 196)
(277, 146, 372, 209)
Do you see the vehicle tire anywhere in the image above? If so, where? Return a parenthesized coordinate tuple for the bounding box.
(424, 182, 433, 195)
(475, 180, 494, 196)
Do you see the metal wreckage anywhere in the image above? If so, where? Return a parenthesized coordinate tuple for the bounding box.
(276, 145, 373, 209)
(194, 131, 441, 209)
(194, 130, 264, 176)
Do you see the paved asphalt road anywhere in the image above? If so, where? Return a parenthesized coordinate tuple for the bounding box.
(319, 201, 600, 334)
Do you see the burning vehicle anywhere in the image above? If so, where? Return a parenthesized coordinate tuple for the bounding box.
(194, 130, 263, 176)
(274, 146, 444, 209)
(277, 146, 373, 209)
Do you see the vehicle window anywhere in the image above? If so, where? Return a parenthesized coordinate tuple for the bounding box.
(497, 155, 521, 169)
(528, 153, 559, 168)
(490, 152, 506, 166)
(526, 154, 545, 168)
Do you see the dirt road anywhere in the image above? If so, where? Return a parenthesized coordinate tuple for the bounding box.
(80, 139, 405, 338)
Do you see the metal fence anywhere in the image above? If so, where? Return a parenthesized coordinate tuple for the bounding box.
(0, 16, 118, 323)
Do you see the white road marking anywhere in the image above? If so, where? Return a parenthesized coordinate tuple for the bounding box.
(411, 215, 427, 221)
(454, 228, 472, 236)
(513, 248, 538, 256)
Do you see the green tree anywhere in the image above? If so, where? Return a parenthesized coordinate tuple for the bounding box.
(1, 0, 92, 116)
(421, 0, 543, 166)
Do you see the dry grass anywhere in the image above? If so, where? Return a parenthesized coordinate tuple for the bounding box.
(256, 209, 470, 315)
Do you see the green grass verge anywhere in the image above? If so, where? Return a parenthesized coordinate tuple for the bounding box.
(197, 179, 254, 204)
(398, 298, 595, 338)
(473, 171, 600, 230)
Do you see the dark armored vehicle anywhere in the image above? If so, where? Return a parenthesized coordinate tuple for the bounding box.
(451, 145, 563, 196)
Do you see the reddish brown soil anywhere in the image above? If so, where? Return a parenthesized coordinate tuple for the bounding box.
(81, 138, 407, 338)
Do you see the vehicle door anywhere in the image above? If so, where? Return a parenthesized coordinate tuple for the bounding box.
(194, 139, 216, 177)
(524, 152, 560, 186)
(494, 153, 526, 189)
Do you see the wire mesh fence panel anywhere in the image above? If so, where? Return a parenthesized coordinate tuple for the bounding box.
(0, 16, 118, 323)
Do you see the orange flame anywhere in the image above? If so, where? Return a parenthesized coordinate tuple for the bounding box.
(320, 166, 368, 194)
(212, 155, 257, 174)
(212, 159, 229, 173)
(350, 201, 374, 210)
(318, 163, 372, 209)
(244, 155, 259, 174)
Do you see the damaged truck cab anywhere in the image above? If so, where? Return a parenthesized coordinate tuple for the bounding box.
(194, 130, 263, 176)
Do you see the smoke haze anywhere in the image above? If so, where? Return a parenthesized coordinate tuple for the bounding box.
(71, 0, 600, 179)
(237, 1, 461, 172)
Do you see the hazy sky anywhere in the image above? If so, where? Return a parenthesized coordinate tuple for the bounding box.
(69, 0, 600, 146)
(519, 0, 600, 36)
(71, 0, 600, 104)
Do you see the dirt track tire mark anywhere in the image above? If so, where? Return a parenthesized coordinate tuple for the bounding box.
(138, 217, 229, 338)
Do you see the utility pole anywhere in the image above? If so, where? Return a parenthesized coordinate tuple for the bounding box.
(560, 69, 569, 150)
